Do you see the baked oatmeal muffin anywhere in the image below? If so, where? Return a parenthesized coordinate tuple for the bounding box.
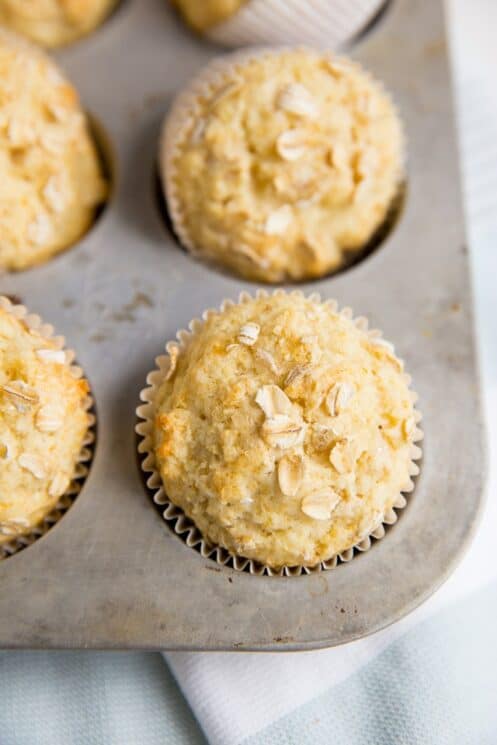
(161, 48, 404, 283)
(0, 299, 91, 544)
(171, 0, 385, 49)
(150, 293, 419, 569)
(0, 0, 118, 47)
(0, 29, 107, 270)
(172, 0, 245, 31)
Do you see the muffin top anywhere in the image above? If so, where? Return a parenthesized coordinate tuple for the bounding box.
(153, 293, 418, 568)
(0, 305, 90, 542)
(164, 49, 404, 283)
(172, 0, 246, 31)
(0, 29, 107, 270)
(0, 0, 117, 47)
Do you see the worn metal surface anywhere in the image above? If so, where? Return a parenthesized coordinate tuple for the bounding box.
(0, 0, 486, 650)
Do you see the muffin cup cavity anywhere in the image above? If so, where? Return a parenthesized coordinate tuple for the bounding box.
(0, 295, 96, 559)
(160, 47, 407, 285)
(136, 289, 423, 577)
(84, 111, 116, 225)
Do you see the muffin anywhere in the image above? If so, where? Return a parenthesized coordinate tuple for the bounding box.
(0, 29, 107, 271)
(172, 0, 385, 49)
(141, 292, 420, 570)
(0, 297, 91, 545)
(161, 48, 404, 283)
(0, 0, 118, 48)
(172, 0, 245, 32)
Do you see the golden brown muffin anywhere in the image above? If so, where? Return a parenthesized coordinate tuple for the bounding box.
(152, 293, 419, 569)
(0, 0, 118, 48)
(188, 0, 386, 49)
(172, 0, 246, 31)
(0, 304, 90, 544)
(0, 29, 107, 271)
(162, 48, 404, 283)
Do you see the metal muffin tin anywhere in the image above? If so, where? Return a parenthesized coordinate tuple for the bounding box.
(0, 0, 485, 650)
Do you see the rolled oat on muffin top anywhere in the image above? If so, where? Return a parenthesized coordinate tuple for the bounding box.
(152, 293, 419, 569)
(0, 303, 90, 543)
(162, 48, 404, 283)
(0, 0, 118, 48)
(0, 29, 107, 271)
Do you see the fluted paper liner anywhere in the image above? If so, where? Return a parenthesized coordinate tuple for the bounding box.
(0, 295, 96, 559)
(160, 46, 406, 284)
(202, 0, 386, 49)
(136, 290, 423, 577)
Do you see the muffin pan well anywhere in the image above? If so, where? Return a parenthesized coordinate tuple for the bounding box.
(137, 290, 423, 576)
(0, 0, 485, 650)
(0, 296, 97, 559)
(160, 46, 406, 283)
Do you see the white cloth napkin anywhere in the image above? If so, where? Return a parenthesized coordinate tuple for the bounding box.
(165, 1, 497, 742)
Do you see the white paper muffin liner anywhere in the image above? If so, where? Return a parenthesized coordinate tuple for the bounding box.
(203, 0, 386, 49)
(0, 295, 96, 559)
(160, 46, 406, 284)
(136, 289, 423, 577)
